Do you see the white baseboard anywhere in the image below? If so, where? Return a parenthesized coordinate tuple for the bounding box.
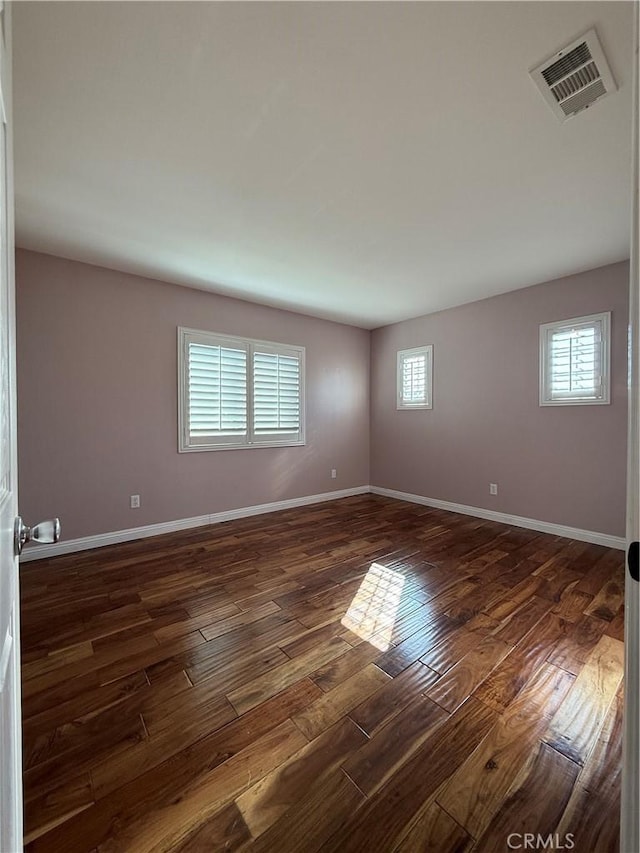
(21, 482, 625, 562)
(19, 486, 372, 562)
(370, 486, 626, 551)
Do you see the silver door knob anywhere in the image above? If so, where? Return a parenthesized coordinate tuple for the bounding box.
(14, 517, 61, 556)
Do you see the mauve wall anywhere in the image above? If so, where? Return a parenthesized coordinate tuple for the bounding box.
(16, 249, 370, 540)
(370, 262, 629, 538)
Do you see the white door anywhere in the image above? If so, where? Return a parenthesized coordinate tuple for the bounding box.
(0, 4, 21, 851)
(0, 9, 60, 848)
(622, 6, 640, 853)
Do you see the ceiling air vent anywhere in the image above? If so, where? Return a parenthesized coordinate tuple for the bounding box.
(530, 29, 617, 122)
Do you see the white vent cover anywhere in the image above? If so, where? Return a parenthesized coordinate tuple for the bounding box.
(530, 29, 617, 122)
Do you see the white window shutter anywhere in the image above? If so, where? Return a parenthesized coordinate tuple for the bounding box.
(397, 345, 433, 409)
(188, 343, 247, 438)
(540, 312, 610, 406)
(178, 328, 305, 451)
(253, 349, 302, 441)
(402, 353, 427, 404)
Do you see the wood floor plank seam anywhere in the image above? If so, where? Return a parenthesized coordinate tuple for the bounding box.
(428, 800, 475, 843)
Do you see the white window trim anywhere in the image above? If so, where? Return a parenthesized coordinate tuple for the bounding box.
(397, 345, 433, 410)
(178, 327, 306, 452)
(539, 311, 611, 407)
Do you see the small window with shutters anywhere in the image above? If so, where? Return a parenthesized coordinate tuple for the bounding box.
(397, 345, 433, 410)
(539, 312, 610, 406)
(178, 328, 305, 451)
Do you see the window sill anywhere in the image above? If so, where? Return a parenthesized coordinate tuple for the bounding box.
(179, 439, 306, 453)
(539, 398, 610, 407)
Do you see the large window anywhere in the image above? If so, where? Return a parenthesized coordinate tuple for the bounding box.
(539, 312, 610, 406)
(178, 327, 305, 451)
(397, 345, 433, 409)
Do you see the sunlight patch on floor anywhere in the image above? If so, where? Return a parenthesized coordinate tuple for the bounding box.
(341, 562, 405, 651)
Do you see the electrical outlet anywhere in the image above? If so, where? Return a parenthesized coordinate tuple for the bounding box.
(130, 494, 141, 508)
(489, 483, 498, 496)
(331, 469, 337, 479)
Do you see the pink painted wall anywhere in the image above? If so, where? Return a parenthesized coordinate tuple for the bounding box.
(16, 250, 370, 540)
(370, 262, 629, 538)
(16, 251, 629, 542)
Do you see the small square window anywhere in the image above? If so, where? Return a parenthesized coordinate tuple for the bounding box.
(397, 345, 433, 410)
(539, 312, 610, 406)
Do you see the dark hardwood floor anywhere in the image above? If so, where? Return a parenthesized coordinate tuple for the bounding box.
(20, 495, 624, 852)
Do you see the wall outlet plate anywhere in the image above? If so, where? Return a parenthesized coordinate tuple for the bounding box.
(489, 484, 498, 496)
(130, 495, 141, 508)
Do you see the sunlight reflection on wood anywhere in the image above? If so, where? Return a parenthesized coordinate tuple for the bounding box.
(341, 563, 405, 651)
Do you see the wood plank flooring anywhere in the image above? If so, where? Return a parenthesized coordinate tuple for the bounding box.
(20, 495, 625, 852)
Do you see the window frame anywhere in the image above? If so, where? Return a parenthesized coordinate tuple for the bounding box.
(539, 311, 611, 407)
(397, 345, 433, 410)
(178, 327, 305, 452)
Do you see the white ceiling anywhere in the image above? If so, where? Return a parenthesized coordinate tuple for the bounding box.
(13, 1, 633, 329)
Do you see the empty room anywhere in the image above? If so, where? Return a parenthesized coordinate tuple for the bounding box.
(1, 1, 638, 852)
